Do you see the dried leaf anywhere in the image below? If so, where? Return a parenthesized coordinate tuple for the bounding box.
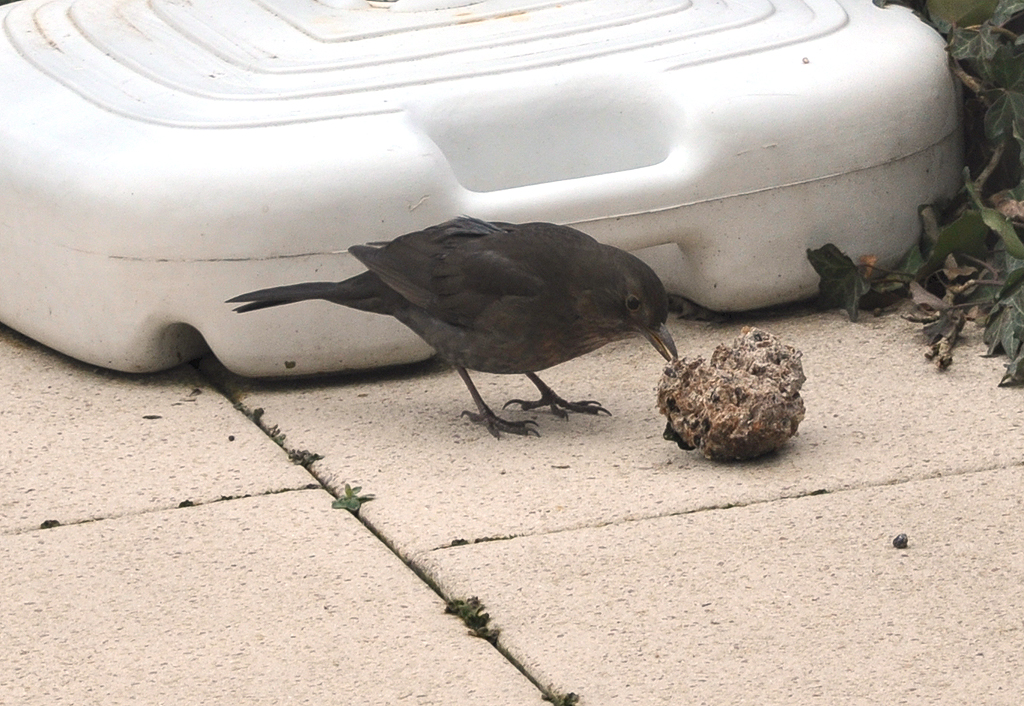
(942, 254, 979, 280)
(991, 190, 1024, 222)
(924, 310, 967, 370)
(859, 254, 879, 279)
(923, 309, 966, 345)
(909, 281, 948, 312)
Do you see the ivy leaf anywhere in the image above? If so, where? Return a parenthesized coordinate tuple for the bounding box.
(987, 44, 1024, 89)
(991, 0, 1024, 25)
(897, 244, 927, 276)
(949, 27, 1002, 62)
(1001, 348, 1024, 384)
(807, 244, 872, 322)
(965, 177, 1024, 258)
(984, 292, 1024, 383)
(984, 90, 1024, 141)
(919, 209, 991, 277)
(983, 249, 1024, 384)
(928, 0, 998, 26)
(998, 262, 1024, 300)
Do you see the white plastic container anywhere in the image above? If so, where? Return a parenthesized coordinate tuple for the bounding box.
(0, 0, 961, 375)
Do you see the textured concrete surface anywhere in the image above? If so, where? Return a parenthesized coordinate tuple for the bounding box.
(214, 311, 1024, 558)
(0, 324, 312, 535)
(418, 467, 1024, 704)
(4, 307, 1023, 705)
(1, 491, 540, 705)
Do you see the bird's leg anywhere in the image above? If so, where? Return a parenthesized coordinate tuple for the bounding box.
(456, 367, 539, 438)
(503, 372, 611, 419)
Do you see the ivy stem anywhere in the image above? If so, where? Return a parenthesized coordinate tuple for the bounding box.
(975, 139, 1007, 194)
(948, 58, 987, 101)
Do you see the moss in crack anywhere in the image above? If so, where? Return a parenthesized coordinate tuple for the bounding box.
(446, 534, 519, 548)
(444, 596, 499, 644)
(543, 692, 580, 706)
(245, 406, 323, 469)
(288, 448, 324, 466)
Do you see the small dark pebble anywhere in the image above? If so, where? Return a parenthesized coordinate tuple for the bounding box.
(178, 500, 195, 508)
(893, 533, 908, 549)
(228, 435, 235, 441)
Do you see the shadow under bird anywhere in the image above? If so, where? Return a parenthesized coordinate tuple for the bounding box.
(228, 217, 677, 437)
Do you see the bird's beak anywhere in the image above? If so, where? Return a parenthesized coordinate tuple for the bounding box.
(643, 323, 677, 362)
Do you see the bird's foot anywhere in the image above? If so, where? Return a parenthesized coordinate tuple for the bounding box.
(461, 409, 540, 438)
(503, 391, 610, 419)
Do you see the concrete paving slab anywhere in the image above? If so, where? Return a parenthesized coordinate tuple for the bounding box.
(211, 310, 1024, 557)
(417, 467, 1024, 705)
(1, 323, 312, 534)
(0, 490, 541, 705)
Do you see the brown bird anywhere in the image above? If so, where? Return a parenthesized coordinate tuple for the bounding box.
(228, 217, 677, 437)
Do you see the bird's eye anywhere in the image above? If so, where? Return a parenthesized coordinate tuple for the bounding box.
(626, 295, 641, 311)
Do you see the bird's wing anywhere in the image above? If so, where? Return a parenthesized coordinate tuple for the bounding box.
(350, 218, 548, 326)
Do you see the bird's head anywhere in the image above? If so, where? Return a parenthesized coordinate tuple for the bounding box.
(595, 250, 677, 362)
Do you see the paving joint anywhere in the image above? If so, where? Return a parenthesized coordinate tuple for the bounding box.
(195, 358, 582, 702)
(4, 484, 325, 537)
(415, 461, 1024, 554)
(357, 505, 581, 705)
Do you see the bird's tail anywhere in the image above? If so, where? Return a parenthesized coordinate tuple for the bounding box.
(227, 272, 394, 314)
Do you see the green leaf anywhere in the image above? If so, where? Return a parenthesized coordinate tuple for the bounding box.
(991, 0, 1024, 25)
(807, 244, 872, 322)
(1000, 345, 1024, 384)
(984, 253, 1024, 370)
(331, 483, 376, 512)
(988, 44, 1024, 89)
(984, 289, 1024, 383)
(897, 241, 929, 274)
(982, 206, 1024, 257)
(998, 261, 1024, 299)
(929, 0, 998, 26)
(965, 177, 1024, 258)
(984, 281, 1024, 351)
(949, 28, 1001, 62)
(985, 90, 1024, 141)
(919, 210, 991, 276)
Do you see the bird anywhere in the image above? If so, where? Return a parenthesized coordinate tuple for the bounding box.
(227, 216, 677, 437)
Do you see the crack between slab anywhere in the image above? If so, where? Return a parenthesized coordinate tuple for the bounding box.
(191, 359, 1019, 705)
(195, 360, 332, 486)
(424, 461, 1024, 551)
(355, 507, 583, 706)
(7, 486, 325, 536)
(196, 363, 579, 701)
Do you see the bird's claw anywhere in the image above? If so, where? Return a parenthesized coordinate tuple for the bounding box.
(503, 396, 610, 419)
(461, 410, 540, 438)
